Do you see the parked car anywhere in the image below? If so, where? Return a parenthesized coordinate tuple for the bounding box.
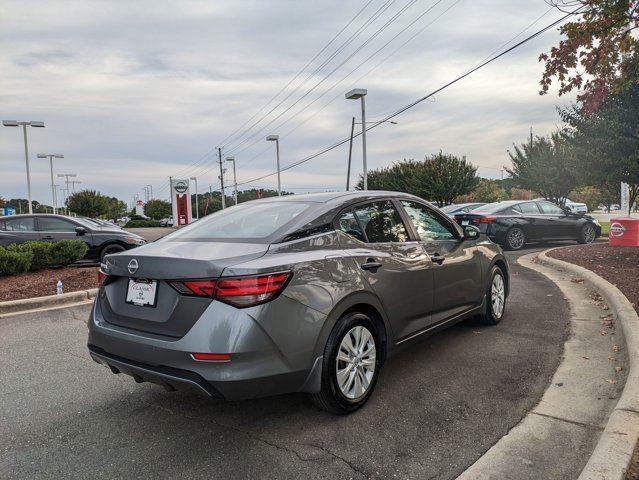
(82, 217, 122, 229)
(159, 216, 174, 227)
(454, 200, 601, 250)
(440, 202, 486, 218)
(88, 191, 509, 414)
(535, 197, 588, 214)
(0, 214, 147, 261)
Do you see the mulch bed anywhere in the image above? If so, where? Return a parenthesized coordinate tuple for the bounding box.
(0, 266, 99, 302)
(547, 243, 639, 479)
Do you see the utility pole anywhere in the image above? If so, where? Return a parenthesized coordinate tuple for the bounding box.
(70, 180, 81, 192)
(346, 116, 355, 190)
(226, 157, 238, 205)
(37, 153, 64, 214)
(57, 173, 76, 215)
(217, 147, 226, 209)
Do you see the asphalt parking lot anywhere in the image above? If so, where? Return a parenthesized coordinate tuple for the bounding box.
(1, 246, 575, 480)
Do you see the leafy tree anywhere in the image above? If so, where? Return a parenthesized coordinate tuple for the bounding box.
(144, 199, 172, 220)
(65, 190, 109, 217)
(569, 185, 604, 211)
(104, 197, 127, 220)
(357, 153, 478, 205)
(561, 79, 639, 214)
(509, 188, 533, 200)
(539, 1, 639, 113)
(0, 197, 5, 208)
(506, 133, 579, 206)
(4, 198, 52, 213)
(458, 178, 508, 203)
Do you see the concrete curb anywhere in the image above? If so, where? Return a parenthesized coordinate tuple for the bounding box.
(538, 248, 639, 480)
(0, 288, 98, 316)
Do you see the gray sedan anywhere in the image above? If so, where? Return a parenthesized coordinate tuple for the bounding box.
(88, 191, 509, 414)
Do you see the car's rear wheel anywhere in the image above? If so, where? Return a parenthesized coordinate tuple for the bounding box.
(100, 243, 125, 262)
(311, 312, 381, 414)
(578, 223, 596, 244)
(504, 227, 526, 250)
(478, 265, 506, 325)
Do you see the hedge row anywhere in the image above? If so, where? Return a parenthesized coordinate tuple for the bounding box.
(124, 220, 161, 228)
(0, 240, 89, 276)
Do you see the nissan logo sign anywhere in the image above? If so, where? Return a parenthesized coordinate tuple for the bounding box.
(610, 222, 626, 238)
(128, 259, 139, 274)
(174, 181, 188, 194)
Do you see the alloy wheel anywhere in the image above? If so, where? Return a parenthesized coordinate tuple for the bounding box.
(507, 228, 525, 250)
(491, 273, 505, 319)
(335, 326, 376, 400)
(583, 225, 595, 243)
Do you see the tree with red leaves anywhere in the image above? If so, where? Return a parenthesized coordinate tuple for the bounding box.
(539, 0, 638, 113)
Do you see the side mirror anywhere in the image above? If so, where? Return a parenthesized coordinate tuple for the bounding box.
(75, 226, 87, 236)
(563, 207, 572, 215)
(463, 225, 480, 241)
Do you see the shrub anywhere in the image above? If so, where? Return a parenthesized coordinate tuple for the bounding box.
(48, 240, 89, 266)
(125, 220, 160, 228)
(0, 248, 32, 276)
(8, 241, 53, 270)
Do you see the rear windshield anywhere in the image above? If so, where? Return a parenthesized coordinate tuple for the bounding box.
(163, 201, 310, 242)
(440, 204, 459, 213)
(473, 202, 514, 214)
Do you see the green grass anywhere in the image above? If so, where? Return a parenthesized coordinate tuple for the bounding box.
(600, 221, 610, 236)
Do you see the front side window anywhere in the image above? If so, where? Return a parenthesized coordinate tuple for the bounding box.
(38, 217, 77, 232)
(4, 217, 35, 232)
(166, 201, 309, 241)
(353, 201, 408, 243)
(401, 201, 456, 241)
(538, 201, 564, 215)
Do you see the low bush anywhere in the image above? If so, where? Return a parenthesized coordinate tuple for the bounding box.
(125, 220, 160, 228)
(0, 248, 32, 276)
(5, 240, 88, 272)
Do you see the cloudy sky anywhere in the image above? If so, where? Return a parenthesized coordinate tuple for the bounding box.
(0, 0, 575, 206)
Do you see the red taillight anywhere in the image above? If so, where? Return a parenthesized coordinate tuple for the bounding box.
(476, 216, 496, 223)
(191, 353, 231, 362)
(170, 272, 291, 307)
(98, 269, 110, 285)
(216, 272, 291, 307)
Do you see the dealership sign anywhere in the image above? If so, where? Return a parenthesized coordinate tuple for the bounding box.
(609, 222, 626, 238)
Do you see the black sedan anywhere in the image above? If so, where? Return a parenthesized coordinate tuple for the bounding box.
(454, 200, 601, 250)
(0, 214, 146, 261)
(440, 202, 486, 218)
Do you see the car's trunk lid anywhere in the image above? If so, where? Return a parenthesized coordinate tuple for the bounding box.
(99, 240, 269, 337)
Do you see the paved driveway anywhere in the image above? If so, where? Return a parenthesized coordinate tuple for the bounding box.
(1, 249, 569, 480)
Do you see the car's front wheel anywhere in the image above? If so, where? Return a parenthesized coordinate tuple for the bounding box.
(578, 223, 596, 244)
(311, 312, 381, 414)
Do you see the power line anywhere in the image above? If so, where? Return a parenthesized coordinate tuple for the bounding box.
(234, 7, 583, 187)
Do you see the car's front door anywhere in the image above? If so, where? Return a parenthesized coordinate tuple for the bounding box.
(0, 216, 39, 247)
(399, 200, 484, 325)
(536, 201, 573, 238)
(337, 200, 434, 340)
(37, 217, 92, 248)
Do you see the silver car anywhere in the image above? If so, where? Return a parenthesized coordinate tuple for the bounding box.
(88, 191, 509, 414)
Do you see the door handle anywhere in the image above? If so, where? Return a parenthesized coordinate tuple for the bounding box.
(361, 258, 382, 272)
(429, 252, 445, 264)
(42, 235, 54, 240)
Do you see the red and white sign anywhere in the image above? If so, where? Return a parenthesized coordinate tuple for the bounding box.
(609, 217, 639, 247)
(170, 179, 192, 226)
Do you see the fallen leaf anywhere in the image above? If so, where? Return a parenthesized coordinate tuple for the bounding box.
(605, 378, 617, 385)
(582, 356, 590, 360)
(615, 366, 623, 373)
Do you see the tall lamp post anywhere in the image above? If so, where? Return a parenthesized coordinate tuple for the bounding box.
(2, 120, 46, 213)
(190, 177, 199, 219)
(266, 135, 281, 195)
(226, 157, 238, 205)
(345, 89, 368, 190)
(37, 153, 64, 214)
(57, 173, 77, 215)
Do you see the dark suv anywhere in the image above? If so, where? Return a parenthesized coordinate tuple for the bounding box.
(0, 214, 146, 261)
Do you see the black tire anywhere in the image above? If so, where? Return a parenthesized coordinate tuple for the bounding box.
(478, 265, 506, 325)
(100, 243, 126, 262)
(578, 223, 596, 244)
(504, 227, 526, 250)
(310, 312, 381, 414)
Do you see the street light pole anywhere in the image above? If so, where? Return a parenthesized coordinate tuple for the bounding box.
(345, 89, 368, 190)
(190, 177, 199, 219)
(217, 147, 226, 209)
(57, 173, 77, 215)
(37, 153, 64, 214)
(266, 135, 281, 195)
(2, 120, 46, 214)
(226, 157, 238, 205)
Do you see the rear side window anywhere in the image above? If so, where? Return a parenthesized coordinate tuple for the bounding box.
(353, 201, 408, 243)
(166, 201, 309, 241)
(4, 217, 35, 231)
(518, 202, 541, 214)
(400, 200, 456, 241)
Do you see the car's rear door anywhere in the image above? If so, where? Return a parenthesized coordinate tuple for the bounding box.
(0, 216, 39, 247)
(399, 200, 483, 325)
(337, 200, 434, 340)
